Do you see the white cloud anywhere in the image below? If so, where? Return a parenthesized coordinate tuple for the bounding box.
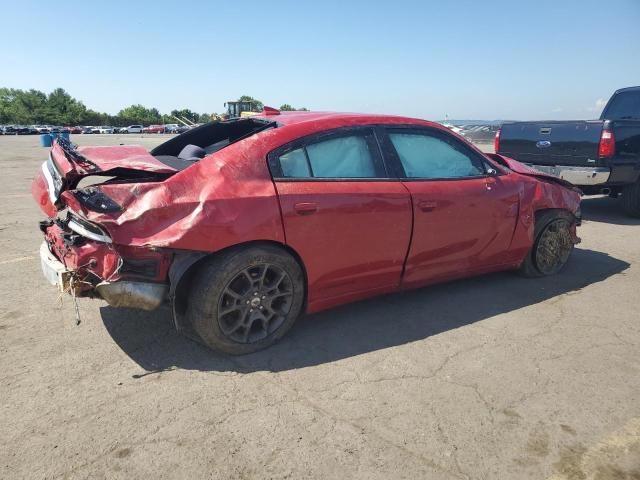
(587, 98, 607, 112)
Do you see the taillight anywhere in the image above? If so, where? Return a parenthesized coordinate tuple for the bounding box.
(494, 128, 501, 153)
(598, 129, 615, 158)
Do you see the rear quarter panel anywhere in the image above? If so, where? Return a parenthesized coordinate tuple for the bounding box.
(73, 134, 285, 252)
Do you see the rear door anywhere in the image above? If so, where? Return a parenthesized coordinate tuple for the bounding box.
(269, 127, 413, 309)
(381, 126, 521, 287)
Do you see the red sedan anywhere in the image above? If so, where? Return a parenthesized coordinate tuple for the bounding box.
(143, 125, 165, 134)
(32, 110, 581, 354)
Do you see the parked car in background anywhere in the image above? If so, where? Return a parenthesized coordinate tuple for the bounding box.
(33, 125, 50, 134)
(81, 126, 95, 134)
(164, 124, 181, 133)
(17, 126, 37, 135)
(143, 124, 165, 134)
(1, 126, 17, 135)
(125, 125, 143, 134)
(33, 111, 581, 354)
(497, 86, 640, 217)
(97, 126, 115, 134)
(68, 126, 83, 134)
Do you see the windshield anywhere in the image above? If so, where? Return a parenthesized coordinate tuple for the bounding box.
(601, 90, 640, 120)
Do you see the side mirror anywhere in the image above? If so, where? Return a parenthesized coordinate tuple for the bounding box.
(485, 167, 498, 176)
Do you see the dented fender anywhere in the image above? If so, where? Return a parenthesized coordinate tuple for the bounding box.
(61, 137, 286, 253)
(505, 161, 582, 261)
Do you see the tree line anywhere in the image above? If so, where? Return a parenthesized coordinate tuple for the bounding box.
(0, 88, 307, 126)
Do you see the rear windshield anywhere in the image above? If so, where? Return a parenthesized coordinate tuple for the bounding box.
(150, 118, 275, 162)
(601, 90, 640, 120)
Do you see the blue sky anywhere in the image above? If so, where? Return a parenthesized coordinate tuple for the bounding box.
(3, 0, 639, 120)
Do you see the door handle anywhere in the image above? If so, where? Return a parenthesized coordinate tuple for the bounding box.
(294, 202, 318, 215)
(485, 179, 496, 191)
(418, 200, 438, 212)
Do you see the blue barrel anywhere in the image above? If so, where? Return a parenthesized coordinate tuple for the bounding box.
(40, 134, 53, 147)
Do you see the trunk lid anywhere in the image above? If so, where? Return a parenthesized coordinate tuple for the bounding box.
(498, 120, 603, 166)
(33, 139, 177, 217)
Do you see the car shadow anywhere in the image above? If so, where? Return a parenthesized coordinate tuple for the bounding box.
(581, 196, 640, 226)
(100, 248, 629, 375)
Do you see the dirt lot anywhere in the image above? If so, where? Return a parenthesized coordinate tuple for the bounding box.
(1, 134, 639, 479)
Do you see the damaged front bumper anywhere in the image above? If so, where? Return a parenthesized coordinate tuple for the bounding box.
(39, 219, 171, 311)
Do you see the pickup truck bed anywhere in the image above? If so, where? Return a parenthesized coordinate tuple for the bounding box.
(496, 86, 640, 217)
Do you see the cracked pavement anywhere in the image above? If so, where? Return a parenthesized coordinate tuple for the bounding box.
(1, 135, 639, 479)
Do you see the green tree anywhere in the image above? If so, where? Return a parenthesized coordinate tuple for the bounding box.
(0, 88, 47, 124)
(170, 108, 199, 123)
(279, 104, 308, 112)
(238, 95, 263, 111)
(118, 104, 162, 125)
(45, 88, 88, 125)
(82, 109, 109, 126)
(0, 87, 308, 126)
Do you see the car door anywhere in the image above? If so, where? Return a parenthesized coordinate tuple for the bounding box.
(381, 126, 521, 287)
(269, 127, 413, 311)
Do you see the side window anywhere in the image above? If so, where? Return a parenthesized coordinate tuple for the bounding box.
(388, 131, 485, 179)
(280, 148, 310, 178)
(307, 135, 377, 178)
(276, 131, 383, 179)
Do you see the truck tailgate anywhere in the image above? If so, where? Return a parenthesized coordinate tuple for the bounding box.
(499, 120, 603, 166)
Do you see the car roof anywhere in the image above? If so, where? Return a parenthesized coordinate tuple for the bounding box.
(613, 86, 640, 94)
(254, 110, 438, 129)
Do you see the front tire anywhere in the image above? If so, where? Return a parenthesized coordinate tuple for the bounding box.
(186, 245, 305, 355)
(621, 180, 640, 218)
(519, 210, 575, 277)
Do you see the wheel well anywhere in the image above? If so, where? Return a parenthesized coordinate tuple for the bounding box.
(531, 208, 578, 248)
(534, 207, 576, 224)
(171, 240, 308, 321)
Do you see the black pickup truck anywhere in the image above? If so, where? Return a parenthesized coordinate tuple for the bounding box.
(496, 86, 640, 217)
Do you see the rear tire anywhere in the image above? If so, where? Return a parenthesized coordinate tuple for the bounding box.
(519, 210, 575, 277)
(185, 245, 305, 355)
(621, 180, 640, 218)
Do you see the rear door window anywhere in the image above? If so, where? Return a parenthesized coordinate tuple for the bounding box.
(280, 148, 311, 177)
(272, 129, 385, 179)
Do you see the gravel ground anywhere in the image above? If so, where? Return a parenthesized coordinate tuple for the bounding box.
(0, 134, 638, 479)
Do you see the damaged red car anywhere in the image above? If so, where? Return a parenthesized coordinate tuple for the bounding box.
(32, 110, 581, 354)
